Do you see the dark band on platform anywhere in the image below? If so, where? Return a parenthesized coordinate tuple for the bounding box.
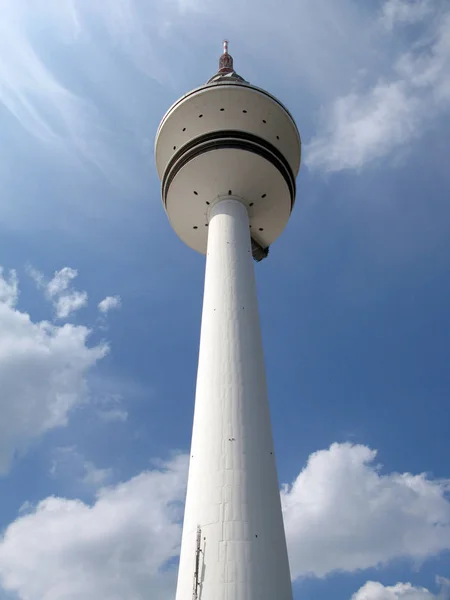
(162, 130, 296, 209)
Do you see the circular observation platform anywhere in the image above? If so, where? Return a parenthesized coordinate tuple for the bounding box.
(155, 46, 301, 260)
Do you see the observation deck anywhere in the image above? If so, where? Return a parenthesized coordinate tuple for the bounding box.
(155, 42, 301, 260)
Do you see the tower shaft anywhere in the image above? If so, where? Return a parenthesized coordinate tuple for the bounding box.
(176, 198, 293, 600)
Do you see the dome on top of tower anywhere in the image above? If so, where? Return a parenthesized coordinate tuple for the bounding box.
(207, 40, 248, 84)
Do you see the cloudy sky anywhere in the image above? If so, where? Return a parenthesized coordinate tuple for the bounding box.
(0, 0, 449, 598)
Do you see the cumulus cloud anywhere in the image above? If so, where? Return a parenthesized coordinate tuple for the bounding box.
(0, 268, 107, 474)
(282, 443, 450, 578)
(0, 443, 449, 598)
(306, 1, 450, 172)
(0, 455, 188, 600)
(29, 266, 88, 320)
(351, 578, 450, 600)
(98, 295, 121, 314)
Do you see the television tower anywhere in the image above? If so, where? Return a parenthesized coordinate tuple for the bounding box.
(155, 41, 301, 600)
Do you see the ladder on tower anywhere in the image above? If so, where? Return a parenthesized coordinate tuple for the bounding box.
(192, 526, 202, 600)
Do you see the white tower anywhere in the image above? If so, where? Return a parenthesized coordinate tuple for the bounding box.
(155, 42, 301, 600)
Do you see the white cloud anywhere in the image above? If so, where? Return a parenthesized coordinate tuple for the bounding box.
(380, 0, 433, 30)
(49, 445, 78, 479)
(0, 455, 188, 600)
(395, 13, 450, 105)
(97, 407, 128, 423)
(1, 443, 449, 597)
(54, 290, 88, 320)
(82, 461, 113, 487)
(98, 295, 121, 314)
(306, 2, 450, 172)
(46, 267, 77, 297)
(282, 443, 450, 578)
(0, 2, 102, 167)
(90, 384, 129, 423)
(0, 0, 181, 203)
(0, 269, 18, 307)
(351, 578, 450, 600)
(0, 268, 107, 474)
(306, 81, 421, 172)
(29, 266, 88, 320)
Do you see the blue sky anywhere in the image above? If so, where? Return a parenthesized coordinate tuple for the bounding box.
(0, 0, 449, 598)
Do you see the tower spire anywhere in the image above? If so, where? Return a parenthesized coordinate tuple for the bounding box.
(219, 38, 234, 73)
(207, 39, 247, 84)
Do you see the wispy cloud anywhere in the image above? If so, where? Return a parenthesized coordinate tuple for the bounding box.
(46, 267, 78, 297)
(306, 1, 450, 172)
(380, 0, 433, 30)
(86, 375, 139, 425)
(97, 407, 128, 423)
(82, 461, 113, 487)
(29, 266, 88, 320)
(98, 295, 121, 314)
(0, 0, 183, 199)
(307, 80, 421, 173)
(50, 446, 113, 488)
(53, 292, 88, 320)
(0, 3, 105, 172)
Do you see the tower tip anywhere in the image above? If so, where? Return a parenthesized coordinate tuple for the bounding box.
(219, 39, 233, 73)
(207, 38, 247, 84)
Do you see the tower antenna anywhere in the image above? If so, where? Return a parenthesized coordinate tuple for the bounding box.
(219, 38, 233, 72)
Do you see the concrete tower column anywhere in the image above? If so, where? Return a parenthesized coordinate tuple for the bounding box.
(175, 197, 293, 600)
